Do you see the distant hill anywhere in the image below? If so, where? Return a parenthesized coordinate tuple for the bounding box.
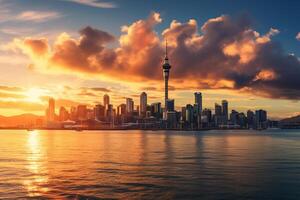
(280, 115, 300, 123)
(0, 114, 44, 127)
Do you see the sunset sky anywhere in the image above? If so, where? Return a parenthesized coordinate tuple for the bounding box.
(0, 0, 300, 119)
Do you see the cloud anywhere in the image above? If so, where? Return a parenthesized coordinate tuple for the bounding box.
(87, 87, 111, 92)
(0, 92, 25, 99)
(0, 85, 23, 92)
(13, 12, 300, 100)
(15, 11, 62, 22)
(63, 0, 116, 8)
(296, 32, 300, 41)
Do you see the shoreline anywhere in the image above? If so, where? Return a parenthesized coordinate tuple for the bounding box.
(0, 127, 284, 131)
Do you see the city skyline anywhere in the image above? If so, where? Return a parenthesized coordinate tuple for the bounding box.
(1, 0, 300, 119)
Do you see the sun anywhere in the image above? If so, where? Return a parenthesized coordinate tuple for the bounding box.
(25, 88, 47, 103)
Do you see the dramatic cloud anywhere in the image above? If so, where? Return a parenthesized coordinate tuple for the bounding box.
(14, 12, 300, 100)
(63, 0, 116, 8)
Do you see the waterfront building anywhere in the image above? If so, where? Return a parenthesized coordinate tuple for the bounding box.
(59, 106, 69, 121)
(167, 111, 177, 129)
(140, 92, 147, 117)
(247, 110, 255, 128)
(186, 104, 194, 128)
(126, 98, 134, 114)
(94, 104, 105, 121)
(47, 98, 55, 121)
(194, 92, 202, 113)
(77, 105, 87, 120)
(166, 99, 175, 112)
(214, 103, 223, 127)
(103, 94, 110, 107)
(222, 100, 228, 124)
(150, 102, 161, 119)
(255, 109, 268, 129)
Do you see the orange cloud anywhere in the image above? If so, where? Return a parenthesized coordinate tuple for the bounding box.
(13, 13, 300, 100)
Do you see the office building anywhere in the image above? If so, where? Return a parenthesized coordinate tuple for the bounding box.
(94, 104, 105, 120)
(222, 100, 228, 124)
(126, 98, 134, 114)
(194, 92, 202, 113)
(166, 99, 175, 112)
(48, 98, 55, 121)
(255, 109, 267, 129)
(140, 92, 147, 117)
(59, 106, 69, 121)
(77, 105, 87, 120)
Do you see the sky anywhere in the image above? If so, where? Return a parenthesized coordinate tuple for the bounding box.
(0, 0, 300, 119)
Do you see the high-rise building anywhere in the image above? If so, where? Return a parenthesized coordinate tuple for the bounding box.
(162, 40, 172, 111)
(126, 98, 134, 114)
(166, 111, 177, 129)
(106, 104, 114, 122)
(70, 106, 77, 121)
(48, 98, 55, 121)
(202, 108, 212, 127)
(247, 110, 255, 128)
(214, 103, 222, 127)
(94, 104, 105, 120)
(230, 110, 239, 125)
(77, 105, 87, 120)
(255, 109, 267, 129)
(215, 103, 222, 116)
(59, 106, 69, 121)
(103, 94, 110, 108)
(181, 107, 187, 121)
(150, 102, 161, 119)
(117, 104, 126, 116)
(194, 92, 202, 113)
(222, 100, 228, 124)
(186, 104, 194, 125)
(140, 92, 147, 117)
(166, 99, 175, 112)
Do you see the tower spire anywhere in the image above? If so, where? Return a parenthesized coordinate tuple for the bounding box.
(165, 39, 168, 60)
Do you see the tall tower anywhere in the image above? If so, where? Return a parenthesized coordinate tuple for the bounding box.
(103, 94, 110, 107)
(48, 98, 55, 121)
(140, 92, 147, 117)
(162, 40, 171, 110)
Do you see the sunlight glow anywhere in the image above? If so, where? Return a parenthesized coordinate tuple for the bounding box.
(25, 88, 47, 103)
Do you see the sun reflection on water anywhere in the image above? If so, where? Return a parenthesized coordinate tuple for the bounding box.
(23, 130, 49, 197)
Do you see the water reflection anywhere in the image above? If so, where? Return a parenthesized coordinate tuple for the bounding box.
(23, 130, 49, 197)
(0, 130, 299, 199)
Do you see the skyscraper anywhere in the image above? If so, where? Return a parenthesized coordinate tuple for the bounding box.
(103, 94, 110, 108)
(194, 92, 202, 113)
(162, 40, 171, 111)
(140, 92, 147, 117)
(255, 109, 267, 129)
(94, 104, 105, 121)
(59, 106, 69, 121)
(48, 98, 55, 121)
(77, 105, 87, 120)
(222, 100, 228, 124)
(126, 98, 134, 114)
(214, 103, 222, 127)
(166, 99, 175, 112)
(186, 104, 194, 127)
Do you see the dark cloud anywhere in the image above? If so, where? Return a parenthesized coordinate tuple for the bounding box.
(17, 13, 300, 100)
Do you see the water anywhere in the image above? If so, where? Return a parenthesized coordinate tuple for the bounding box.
(0, 129, 299, 199)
